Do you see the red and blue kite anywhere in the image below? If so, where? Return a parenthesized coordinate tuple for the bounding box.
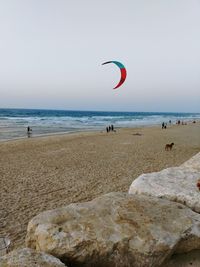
(102, 61, 127, 89)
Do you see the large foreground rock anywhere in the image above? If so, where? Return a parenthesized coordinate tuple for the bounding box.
(181, 152, 200, 171)
(0, 248, 66, 267)
(129, 167, 200, 213)
(26, 192, 200, 267)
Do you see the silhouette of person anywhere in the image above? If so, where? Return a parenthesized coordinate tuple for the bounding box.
(27, 126, 32, 138)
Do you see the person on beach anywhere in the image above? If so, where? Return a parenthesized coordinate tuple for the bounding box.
(162, 122, 165, 129)
(106, 125, 116, 133)
(27, 126, 32, 138)
(111, 124, 116, 132)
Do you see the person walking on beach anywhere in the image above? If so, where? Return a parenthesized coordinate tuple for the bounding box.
(111, 125, 114, 131)
(27, 126, 32, 138)
(162, 122, 165, 129)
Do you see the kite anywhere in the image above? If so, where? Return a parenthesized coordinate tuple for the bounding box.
(102, 61, 127, 89)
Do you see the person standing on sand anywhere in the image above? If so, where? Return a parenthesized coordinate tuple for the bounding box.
(27, 126, 32, 138)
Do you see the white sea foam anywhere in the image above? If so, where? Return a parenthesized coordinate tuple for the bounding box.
(0, 109, 199, 141)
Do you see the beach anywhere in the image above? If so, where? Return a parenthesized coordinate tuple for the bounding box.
(0, 122, 200, 250)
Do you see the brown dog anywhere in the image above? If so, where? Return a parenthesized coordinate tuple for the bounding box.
(165, 142, 174, 151)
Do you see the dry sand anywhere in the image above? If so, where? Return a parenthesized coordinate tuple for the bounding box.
(0, 122, 200, 250)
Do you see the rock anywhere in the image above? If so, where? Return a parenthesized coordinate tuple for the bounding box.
(129, 167, 200, 213)
(0, 248, 66, 267)
(162, 250, 200, 267)
(26, 192, 200, 267)
(181, 152, 200, 171)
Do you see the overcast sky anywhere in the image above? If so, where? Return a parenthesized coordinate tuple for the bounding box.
(0, 0, 200, 112)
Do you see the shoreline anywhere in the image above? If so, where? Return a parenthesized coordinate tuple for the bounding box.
(0, 119, 198, 143)
(0, 124, 158, 143)
(0, 121, 200, 250)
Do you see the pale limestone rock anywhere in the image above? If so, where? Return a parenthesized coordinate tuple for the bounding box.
(26, 192, 200, 267)
(181, 152, 200, 171)
(129, 167, 200, 213)
(0, 248, 66, 267)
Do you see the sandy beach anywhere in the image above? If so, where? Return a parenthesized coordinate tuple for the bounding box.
(0, 122, 200, 250)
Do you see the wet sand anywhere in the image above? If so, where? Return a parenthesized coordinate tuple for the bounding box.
(0, 122, 200, 250)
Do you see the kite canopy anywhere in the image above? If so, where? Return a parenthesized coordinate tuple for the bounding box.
(102, 61, 127, 89)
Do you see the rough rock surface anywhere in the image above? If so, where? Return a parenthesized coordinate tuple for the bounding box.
(181, 152, 200, 172)
(0, 248, 66, 267)
(162, 250, 200, 267)
(26, 192, 200, 267)
(129, 167, 200, 213)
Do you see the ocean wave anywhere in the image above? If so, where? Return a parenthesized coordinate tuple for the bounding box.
(0, 109, 199, 141)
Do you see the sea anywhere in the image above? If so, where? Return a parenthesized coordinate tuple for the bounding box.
(0, 108, 199, 141)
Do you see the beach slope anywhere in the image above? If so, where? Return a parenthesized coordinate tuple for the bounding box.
(0, 123, 200, 249)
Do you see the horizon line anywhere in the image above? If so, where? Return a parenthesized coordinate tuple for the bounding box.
(0, 107, 199, 114)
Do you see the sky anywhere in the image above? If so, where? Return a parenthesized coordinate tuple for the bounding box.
(0, 0, 200, 112)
